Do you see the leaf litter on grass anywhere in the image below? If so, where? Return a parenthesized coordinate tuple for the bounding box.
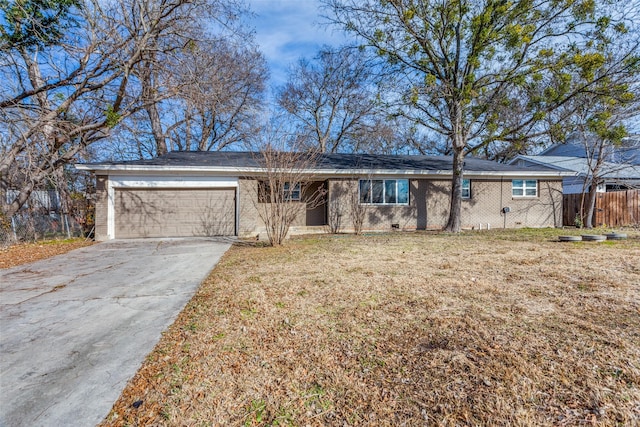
(0, 238, 93, 269)
(101, 230, 640, 426)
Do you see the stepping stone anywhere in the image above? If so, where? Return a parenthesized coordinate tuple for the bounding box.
(605, 233, 627, 240)
(558, 235, 582, 242)
(581, 234, 607, 242)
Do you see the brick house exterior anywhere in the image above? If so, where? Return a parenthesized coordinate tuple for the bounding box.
(78, 152, 568, 240)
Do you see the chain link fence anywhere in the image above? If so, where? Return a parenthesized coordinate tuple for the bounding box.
(0, 211, 86, 248)
(1, 189, 94, 248)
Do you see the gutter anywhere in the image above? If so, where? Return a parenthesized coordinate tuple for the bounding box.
(75, 164, 573, 179)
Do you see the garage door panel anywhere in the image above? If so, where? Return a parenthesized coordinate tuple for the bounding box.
(115, 188, 235, 238)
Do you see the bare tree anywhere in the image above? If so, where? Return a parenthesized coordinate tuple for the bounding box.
(348, 179, 367, 235)
(326, 198, 343, 234)
(326, 178, 362, 234)
(252, 129, 326, 246)
(0, 0, 249, 221)
(574, 112, 639, 228)
(277, 46, 382, 153)
(541, 28, 640, 228)
(140, 38, 267, 155)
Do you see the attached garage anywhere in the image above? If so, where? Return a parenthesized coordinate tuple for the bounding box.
(114, 188, 236, 238)
(86, 172, 240, 240)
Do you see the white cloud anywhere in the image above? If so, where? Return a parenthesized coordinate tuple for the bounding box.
(247, 0, 349, 88)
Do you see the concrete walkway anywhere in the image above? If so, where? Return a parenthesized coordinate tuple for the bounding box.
(0, 238, 231, 427)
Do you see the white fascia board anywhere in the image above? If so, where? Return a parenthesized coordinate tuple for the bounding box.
(319, 169, 571, 179)
(75, 164, 245, 176)
(452, 171, 572, 178)
(79, 164, 571, 179)
(108, 174, 238, 188)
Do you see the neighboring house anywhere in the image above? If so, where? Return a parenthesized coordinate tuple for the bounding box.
(538, 136, 640, 165)
(76, 151, 568, 240)
(510, 155, 640, 194)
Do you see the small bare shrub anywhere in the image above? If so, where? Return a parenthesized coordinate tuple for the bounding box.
(349, 179, 367, 235)
(253, 145, 325, 246)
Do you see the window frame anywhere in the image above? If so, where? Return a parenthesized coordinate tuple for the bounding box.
(512, 179, 538, 197)
(359, 179, 410, 205)
(283, 182, 301, 201)
(461, 178, 471, 199)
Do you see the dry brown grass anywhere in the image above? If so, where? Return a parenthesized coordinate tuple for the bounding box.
(0, 238, 93, 269)
(102, 229, 640, 426)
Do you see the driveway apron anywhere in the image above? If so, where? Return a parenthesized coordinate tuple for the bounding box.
(0, 238, 230, 427)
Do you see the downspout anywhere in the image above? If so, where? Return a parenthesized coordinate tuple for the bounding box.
(324, 179, 329, 227)
(235, 184, 240, 237)
(500, 176, 504, 229)
(107, 179, 115, 240)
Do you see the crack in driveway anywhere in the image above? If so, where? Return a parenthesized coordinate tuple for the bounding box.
(1, 238, 230, 427)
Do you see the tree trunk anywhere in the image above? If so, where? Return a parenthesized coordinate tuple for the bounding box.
(583, 142, 606, 229)
(3, 181, 35, 219)
(444, 146, 464, 232)
(585, 181, 599, 228)
(1, 50, 55, 218)
(146, 101, 167, 155)
(444, 103, 466, 233)
(140, 58, 168, 156)
(0, 172, 9, 220)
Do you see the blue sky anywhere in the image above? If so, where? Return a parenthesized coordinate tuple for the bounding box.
(247, 0, 349, 90)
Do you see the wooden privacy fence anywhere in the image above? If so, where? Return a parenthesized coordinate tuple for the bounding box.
(563, 190, 640, 227)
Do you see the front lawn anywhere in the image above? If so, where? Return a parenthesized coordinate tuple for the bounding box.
(103, 229, 640, 426)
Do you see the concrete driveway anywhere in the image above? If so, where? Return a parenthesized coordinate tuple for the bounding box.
(0, 238, 231, 427)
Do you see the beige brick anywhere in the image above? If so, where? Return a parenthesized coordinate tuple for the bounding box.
(425, 179, 563, 229)
(238, 178, 304, 238)
(94, 175, 563, 240)
(94, 175, 108, 241)
(327, 178, 420, 232)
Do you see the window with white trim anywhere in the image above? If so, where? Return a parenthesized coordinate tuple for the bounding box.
(512, 179, 537, 197)
(283, 182, 301, 201)
(359, 179, 409, 205)
(462, 179, 471, 199)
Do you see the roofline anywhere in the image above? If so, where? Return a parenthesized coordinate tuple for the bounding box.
(536, 144, 561, 156)
(75, 163, 572, 178)
(512, 155, 640, 178)
(509, 155, 576, 172)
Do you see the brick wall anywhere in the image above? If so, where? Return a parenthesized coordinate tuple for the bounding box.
(328, 178, 562, 232)
(98, 175, 563, 240)
(237, 178, 307, 238)
(328, 179, 420, 232)
(424, 178, 563, 229)
(94, 175, 108, 241)
(238, 178, 259, 236)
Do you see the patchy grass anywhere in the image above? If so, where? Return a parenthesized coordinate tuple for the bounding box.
(102, 229, 640, 426)
(0, 238, 93, 269)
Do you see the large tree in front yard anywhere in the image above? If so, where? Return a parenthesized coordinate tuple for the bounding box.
(324, 0, 639, 231)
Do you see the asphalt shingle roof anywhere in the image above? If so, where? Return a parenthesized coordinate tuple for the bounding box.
(516, 155, 640, 179)
(87, 151, 557, 173)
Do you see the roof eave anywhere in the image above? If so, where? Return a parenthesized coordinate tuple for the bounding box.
(509, 155, 577, 173)
(75, 163, 571, 178)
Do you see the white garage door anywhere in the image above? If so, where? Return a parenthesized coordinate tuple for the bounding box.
(114, 188, 235, 238)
